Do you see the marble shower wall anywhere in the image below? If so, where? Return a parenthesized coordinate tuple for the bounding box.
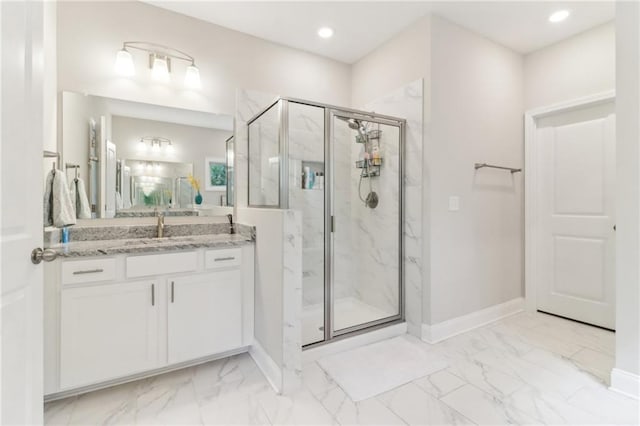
(236, 90, 303, 394)
(361, 79, 424, 337)
(235, 89, 279, 211)
(281, 209, 303, 393)
(347, 121, 402, 317)
(287, 102, 327, 307)
(248, 102, 280, 207)
(331, 120, 358, 305)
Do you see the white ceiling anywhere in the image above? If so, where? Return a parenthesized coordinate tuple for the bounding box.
(145, 1, 615, 64)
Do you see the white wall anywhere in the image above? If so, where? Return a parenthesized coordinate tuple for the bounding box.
(612, 2, 640, 397)
(524, 22, 615, 110)
(56, 1, 351, 117)
(111, 116, 230, 205)
(351, 17, 430, 108)
(428, 16, 524, 324)
(352, 15, 524, 326)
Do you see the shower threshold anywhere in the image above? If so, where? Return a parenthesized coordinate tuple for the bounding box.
(302, 297, 398, 347)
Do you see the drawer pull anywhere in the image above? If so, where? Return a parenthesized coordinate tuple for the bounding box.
(72, 268, 104, 275)
(214, 257, 235, 262)
(151, 284, 155, 306)
(171, 281, 175, 303)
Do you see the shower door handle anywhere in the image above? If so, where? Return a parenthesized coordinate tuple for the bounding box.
(330, 216, 335, 233)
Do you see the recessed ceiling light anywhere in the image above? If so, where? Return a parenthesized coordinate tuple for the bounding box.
(317, 27, 334, 39)
(549, 10, 570, 23)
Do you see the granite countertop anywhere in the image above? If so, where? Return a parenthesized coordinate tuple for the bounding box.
(50, 233, 254, 258)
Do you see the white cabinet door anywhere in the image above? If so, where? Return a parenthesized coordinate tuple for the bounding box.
(60, 280, 159, 389)
(168, 270, 242, 364)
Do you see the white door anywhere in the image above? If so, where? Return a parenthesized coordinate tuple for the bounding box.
(1, 1, 45, 423)
(60, 280, 159, 389)
(535, 101, 616, 329)
(167, 271, 242, 364)
(104, 140, 116, 218)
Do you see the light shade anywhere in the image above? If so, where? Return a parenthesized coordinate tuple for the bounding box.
(114, 49, 135, 76)
(549, 10, 570, 23)
(151, 56, 170, 82)
(184, 64, 201, 89)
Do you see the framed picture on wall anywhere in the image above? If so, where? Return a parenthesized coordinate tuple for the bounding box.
(205, 157, 227, 191)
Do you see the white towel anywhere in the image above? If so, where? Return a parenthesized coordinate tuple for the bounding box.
(43, 169, 76, 228)
(69, 178, 91, 219)
(43, 170, 55, 226)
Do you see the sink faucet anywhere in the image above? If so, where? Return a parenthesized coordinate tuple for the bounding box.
(157, 213, 165, 238)
(227, 213, 235, 235)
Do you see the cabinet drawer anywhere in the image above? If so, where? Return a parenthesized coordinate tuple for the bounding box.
(127, 251, 197, 278)
(205, 248, 242, 270)
(62, 258, 116, 285)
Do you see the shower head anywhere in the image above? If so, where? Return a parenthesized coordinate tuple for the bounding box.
(337, 116, 367, 140)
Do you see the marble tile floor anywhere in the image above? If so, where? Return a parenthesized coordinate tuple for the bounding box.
(45, 311, 639, 425)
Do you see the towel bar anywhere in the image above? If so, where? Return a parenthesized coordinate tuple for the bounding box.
(474, 163, 521, 174)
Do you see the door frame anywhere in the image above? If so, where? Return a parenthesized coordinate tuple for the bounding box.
(524, 90, 616, 313)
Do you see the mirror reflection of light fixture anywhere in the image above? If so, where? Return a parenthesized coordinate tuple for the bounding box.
(114, 41, 201, 89)
(139, 136, 172, 152)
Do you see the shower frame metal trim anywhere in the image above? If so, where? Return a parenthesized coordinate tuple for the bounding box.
(323, 108, 405, 343)
(246, 97, 406, 348)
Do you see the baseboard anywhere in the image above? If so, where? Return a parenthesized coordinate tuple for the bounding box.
(610, 368, 640, 400)
(302, 321, 407, 364)
(249, 340, 282, 394)
(422, 297, 524, 344)
(45, 347, 248, 402)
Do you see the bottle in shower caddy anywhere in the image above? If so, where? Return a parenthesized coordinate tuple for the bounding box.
(315, 172, 324, 190)
(372, 146, 382, 166)
(303, 166, 315, 189)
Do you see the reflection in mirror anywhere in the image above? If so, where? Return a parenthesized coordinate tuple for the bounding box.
(226, 136, 234, 207)
(59, 92, 235, 220)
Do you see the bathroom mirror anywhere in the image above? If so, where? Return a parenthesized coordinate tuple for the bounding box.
(59, 92, 234, 219)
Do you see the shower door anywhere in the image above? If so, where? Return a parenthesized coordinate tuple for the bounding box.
(329, 111, 403, 337)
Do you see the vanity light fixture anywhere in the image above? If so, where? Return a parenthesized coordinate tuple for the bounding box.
(114, 41, 201, 89)
(548, 10, 570, 23)
(317, 27, 334, 39)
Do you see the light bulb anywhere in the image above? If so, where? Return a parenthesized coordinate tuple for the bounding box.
(151, 56, 170, 83)
(184, 64, 201, 89)
(114, 48, 135, 76)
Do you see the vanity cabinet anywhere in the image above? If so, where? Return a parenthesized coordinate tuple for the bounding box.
(44, 245, 254, 398)
(60, 280, 159, 389)
(168, 270, 242, 364)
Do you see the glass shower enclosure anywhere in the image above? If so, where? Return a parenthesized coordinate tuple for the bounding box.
(248, 98, 405, 347)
